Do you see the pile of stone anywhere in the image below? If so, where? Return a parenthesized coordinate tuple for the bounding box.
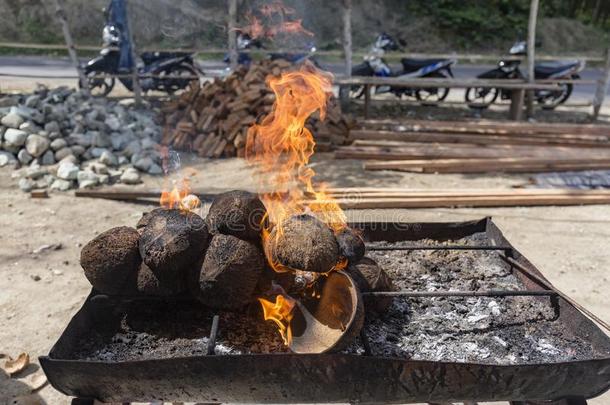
(0, 86, 164, 192)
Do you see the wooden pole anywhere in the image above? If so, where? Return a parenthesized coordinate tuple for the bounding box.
(228, 0, 238, 70)
(53, 0, 89, 94)
(593, 47, 610, 120)
(125, 0, 142, 105)
(339, 0, 353, 114)
(342, 0, 352, 77)
(526, 0, 540, 118)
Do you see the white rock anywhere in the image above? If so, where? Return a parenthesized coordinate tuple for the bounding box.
(50, 179, 73, 191)
(4, 128, 28, 146)
(25, 134, 50, 157)
(1, 112, 24, 128)
(0, 151, 17, 167)
(54, 147, 74, 161)
(77, 170, 99, 188)
(99, 150, 118, 166)
(134, 156, 153, 172)
(18, 178, 34, 192)
(50, 138, 67, 151)
(19, 121, 42, 134)
(120, 168, 141, 184)
(57, 162, 79, 180)
(17, 149, 33, 165)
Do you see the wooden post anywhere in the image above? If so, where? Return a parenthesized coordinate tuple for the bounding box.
(53, 0, 89, 94)
(342, 0, 352, 77)
(593, 47, 610, 120)
(228, 0, 238, 70)
(526, 0, 539, 118)
(339, 0, 352, 114)
(509, 89, 525, 121)
(125, 0, 142, 105)
(364, 84, 371, 119)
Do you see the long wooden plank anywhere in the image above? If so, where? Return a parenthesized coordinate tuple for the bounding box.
(335, 145, 609, 160)
(361, 119, 610, 137)
(365, 157, 610, 169)
(350, 130, 610, 147)
(315, 195, 610, 209)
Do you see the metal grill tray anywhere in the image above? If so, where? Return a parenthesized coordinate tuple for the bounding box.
(40, 218, 610, 404)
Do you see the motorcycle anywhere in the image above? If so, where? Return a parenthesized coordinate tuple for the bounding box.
(465, 40, 585, 110)
(224, 33, 321, 68)
(351, 33, 457, 105)
(83, 24, 203, 96)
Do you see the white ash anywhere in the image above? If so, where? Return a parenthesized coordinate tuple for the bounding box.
(342, 233, 603, 364)
(0, 85, 164, 192)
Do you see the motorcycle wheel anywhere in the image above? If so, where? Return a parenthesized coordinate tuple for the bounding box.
(81, 73, 115, 97)
(465, 87, 498, 109)
(415, 72, 450, 106)
(162, 64, 200, 95)
(537, 83, 573, 110)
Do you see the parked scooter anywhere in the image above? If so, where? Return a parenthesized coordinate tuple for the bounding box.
(465, 40, 585, 109)
(351, 33, 457, 104)
(83, 24, 203, 96)
(224, 33, 321, 68)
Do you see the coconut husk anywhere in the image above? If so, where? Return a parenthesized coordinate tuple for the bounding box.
(80, 226, 140, 294)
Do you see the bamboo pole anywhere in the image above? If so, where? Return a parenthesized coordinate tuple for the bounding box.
(125, 0, 142, 105)
(53, 0, 89, 94)
(228, 0, 238, 70)
(593, 47, 610, 120)
(526, 0, 540, 118)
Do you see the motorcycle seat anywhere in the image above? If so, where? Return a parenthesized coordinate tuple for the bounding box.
(401, 58, 447, 73)
(535, 61, 580, 78)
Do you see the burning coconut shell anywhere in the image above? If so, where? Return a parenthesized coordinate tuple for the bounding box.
(191, 234, 265, 310)
(346, 257, 395, 314)
(266, 214, 341, 273)
(139, 208, 209, 289)
(289, 270, 364, 353)
(205, 190, 267, 241)
(80, 226, 141, 295)
(335, 226, 365, 264)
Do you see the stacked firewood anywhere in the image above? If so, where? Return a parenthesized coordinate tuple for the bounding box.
(161, 60, 352, 158)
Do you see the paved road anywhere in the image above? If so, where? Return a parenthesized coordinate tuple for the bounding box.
(0, 55, 607, 100)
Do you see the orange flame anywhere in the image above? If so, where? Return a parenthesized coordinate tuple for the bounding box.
(246, 63, 346, 253)
(258, 294, 296, 345)
(238, 1, 313, 39)
(159, 177, 201, 212)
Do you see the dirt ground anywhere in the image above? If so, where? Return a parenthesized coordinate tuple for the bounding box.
(0, 153, 609, 405)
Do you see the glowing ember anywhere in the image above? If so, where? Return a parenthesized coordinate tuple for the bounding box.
(159, 177, 201, 212)
(258, 294, 296, 345)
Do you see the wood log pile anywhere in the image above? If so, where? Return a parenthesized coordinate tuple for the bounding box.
(161, 60, 352, 158)
(335, 119, 610, 174)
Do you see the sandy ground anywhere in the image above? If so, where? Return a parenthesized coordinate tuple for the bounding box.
(0, 153, 609, 405)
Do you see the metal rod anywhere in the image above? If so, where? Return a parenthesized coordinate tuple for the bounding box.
(500, 254, 610, 333)
(362, 290, 557, 298)
(207, 315, 220, 355)
(366, 245, 513, 252)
